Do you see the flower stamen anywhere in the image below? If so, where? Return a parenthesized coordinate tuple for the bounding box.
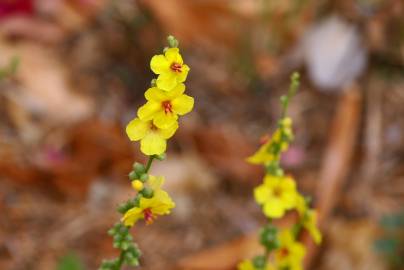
(170, 62, 182, 73)
(162, 101, 173, 114)
(143, 208, 156, 225)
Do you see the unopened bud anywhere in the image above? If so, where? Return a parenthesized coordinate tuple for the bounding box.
(132, 180, 144, 191)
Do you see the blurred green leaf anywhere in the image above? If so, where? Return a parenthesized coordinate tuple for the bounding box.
(57, 253, 85, 270)
(0, 56, 19, 80)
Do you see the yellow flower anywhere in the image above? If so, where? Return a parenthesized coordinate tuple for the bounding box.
(247, 117, 293, 165)
(237, 260, 274, 270)
(246, 140, 275, 165)
(147, 175, 165, 190)
(238, 260, 255, 270)
(295, 194, 308, 216)
(246, 130, 288, 165)
(296, 195, 322, 244)
(122, 189, 175, 226)
(126, 118, 178, 156)
(274, 230, 306, 270)
(150, 48, 190, 91)
(254, 175, 298, 218)
(304, 210, 322, 244)
(138, 83, 194, 129)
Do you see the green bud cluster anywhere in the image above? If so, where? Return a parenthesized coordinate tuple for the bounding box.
(117, 198, 138, 214)
(128, 162, 147, 182)
(252, 255, 267, 269)
(266, 162, 284, 176)
(99, 223, 141, 270)
(140, 187, 153, 198)
(260, 224, 280, 251)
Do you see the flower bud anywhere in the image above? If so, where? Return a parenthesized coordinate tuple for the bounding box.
(132, 180, 144, 191)
(252, 255, 266, 269)
(167, 35, 179, 48)
(139, 173, 149, 182)
(281, 117, 292, 128)
(141, 187, 153, 198)
(133, 162, 146, 175)
(128, 171, 138, 181)
(155, 153, 166, 161)
(259, 224, 279, 251)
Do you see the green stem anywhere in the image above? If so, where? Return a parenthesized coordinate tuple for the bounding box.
(115, 156, 154, 270)
(145, 156, 155, 173)
(280, 72, 300, 118)
(116, 251, 125, 270)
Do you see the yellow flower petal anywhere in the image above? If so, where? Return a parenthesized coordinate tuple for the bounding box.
(158, 121, 178, 139)
(122, 207, 143, 227)
(263, 197, 285, 218)
(296, 195, 307, 216)
(166, 83, 186, 98)
(138, 101, 160, 121)
(140, 132, 167, 155)
(145, 87, 167, 102)
(126, 118, 148, 141)
(146, 190, 175, 215)
(172, 94, 194, 115)
(254, 184, 270, 204)
(304, 210, 322, 244)
(150, 55, 170, 74)
(278, 229, 294, 245)
(246, 143, 273, 164)
(290, 242, 306, 260)
(154, 111, 178, 129)
(237, 260, 255, 270)
(148, 175, 165, 190)
(165, 48, 183, 64)
(263, 175, 280, 188)
(156, 72, 178, 91)
(177, 64, 190, 82)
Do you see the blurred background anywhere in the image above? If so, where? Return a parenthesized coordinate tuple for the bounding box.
(0, 0, 403, 269)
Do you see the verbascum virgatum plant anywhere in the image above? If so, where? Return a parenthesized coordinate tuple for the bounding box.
(99, 35, 193, 270)
(238, 73, 321, 270)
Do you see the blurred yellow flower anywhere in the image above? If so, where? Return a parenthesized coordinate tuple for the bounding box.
(147, 175, 165, 190)
(150, 48, 190, 91)
(296, 195, 322, 244)
(138, 83, 194, 129)
(304, 210, 322, 244)
(237, 259, 274, 270)
(122, 189, 175, 226)
(246, 139, 275, 165)
(126, 118, 178, 156)
(247, 117, 293, 165)
(254, 175, 298, 218)
(275, 230, 306, 270)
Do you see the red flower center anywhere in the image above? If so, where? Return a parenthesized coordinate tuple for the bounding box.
(162, 100, 173, 114)
(170, 62, 182, 73)
(273, 186, 283, 197)
(143, 208, 155, 225)
(279, 248, 290, 257)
